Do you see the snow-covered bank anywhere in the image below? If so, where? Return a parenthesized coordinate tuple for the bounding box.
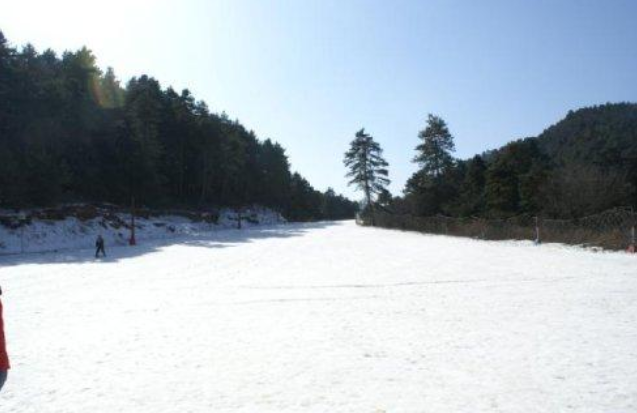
(0, 205, 285, 255)
(1, 221, 636, 412)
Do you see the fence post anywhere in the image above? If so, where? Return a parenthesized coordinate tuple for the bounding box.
(534, 216, 541, 245)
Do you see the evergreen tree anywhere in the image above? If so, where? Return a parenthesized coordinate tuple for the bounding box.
(287, 173, 322, 221)
(0, 30, 357, 222)
(456, 155, 487, 216)
(414, 114, 455, 177)
(485, 157, 519, 215)
(99, 67, 124, 109)
(376, 188, 393, 210)
(320, 188, 359, 220)
(405, 114, 458, 215)
(124, 75, 165, 203)
(484, 138, 545, 216)
(258, 139, 291, 209)
(344, 128, 390, 224)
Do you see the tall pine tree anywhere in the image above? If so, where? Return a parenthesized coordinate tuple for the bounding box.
(344, 128, 390, 225)
(406, 114, 457, 215)
(414, 114, 455, 176)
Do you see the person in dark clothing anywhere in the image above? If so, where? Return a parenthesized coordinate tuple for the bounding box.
(95, 234, 106, 258)
(0, 285, 10, 392)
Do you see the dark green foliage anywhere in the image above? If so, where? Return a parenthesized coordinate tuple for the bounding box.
(405, 115, 459, 215)
(321, 188, 360, 220)
(406, 168, 463, 216)
(285, 175, 357, 222)
(413, 114, 455, 177)
(400, 104, 637, 219)
(484, 138, 546, 216)
(537, 103, 637, 168)
(456, 155, 486, 216)
(376, 188, 393, 210)
(536, 103, 637, 209)
(0, 31, 356, 221)
(344, 128, 390, 223)
(344, 128, 390, 206)
(539, 163, 633, 218)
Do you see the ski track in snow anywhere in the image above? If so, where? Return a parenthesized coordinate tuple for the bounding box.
(0, 221, 636, 412)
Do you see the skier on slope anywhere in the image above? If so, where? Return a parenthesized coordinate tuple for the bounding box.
(0, 285, 10, 392)
(95, 234, 106, 258)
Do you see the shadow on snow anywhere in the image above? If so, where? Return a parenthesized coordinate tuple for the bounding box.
(0, 221, 341, 268)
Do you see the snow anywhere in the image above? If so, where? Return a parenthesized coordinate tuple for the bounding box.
(0, 207, 284, 255)
(1, 221, 636, 412)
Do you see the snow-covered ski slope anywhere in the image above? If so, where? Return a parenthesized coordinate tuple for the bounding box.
(1, 221, 636, 412)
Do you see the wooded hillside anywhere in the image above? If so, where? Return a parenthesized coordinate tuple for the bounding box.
(0, 30, 357, 221)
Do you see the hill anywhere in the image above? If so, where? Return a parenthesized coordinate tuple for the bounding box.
(538, 103, 637, 170)
(0, 30, 357, 221)
(397, 103, 637, 219)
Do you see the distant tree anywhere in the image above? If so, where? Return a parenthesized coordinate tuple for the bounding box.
(485, 156, 519, 215)
(414, 114, 455, 177)
(518, 162, 547, 214)
(377, 188, 393, 210)
(391, 104, 637, 220)
(540, 164, 633, 218)
(485, 138, 545, 216)
(99, 67, 124, 108)
(124, 75, 165, 203)
(344, 128, 390, 225)
(258, 139, 291, 209)
(404, 115, 458, 216)
(0, 30, 367, 220)
(320, 188, 337, 219)
(287, 173, 322, 221)
(456, 155, 487, 216)
(320, 188, 359, 220)
(404, 167, 463, 216)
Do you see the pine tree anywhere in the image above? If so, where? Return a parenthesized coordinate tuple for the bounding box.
(414, 114, 455, 177)
(405, 114, 457, 215)
(124, 75, 164, 203)
(485, 158, 519, 216)
(457, 155, 487, 216)
(377, 188, 393, 209)
(344, 128, 390, 225)
(0, 31, 360, 218)
(100, 67, 124, 108)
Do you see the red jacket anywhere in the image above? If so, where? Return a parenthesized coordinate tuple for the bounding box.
(0, 299, 9, 370)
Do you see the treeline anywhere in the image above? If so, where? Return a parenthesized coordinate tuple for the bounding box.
(0, 31, 357, 221)
(351, 104, 637, 220)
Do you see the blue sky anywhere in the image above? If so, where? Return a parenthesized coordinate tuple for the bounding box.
(1, 0, 636, 198)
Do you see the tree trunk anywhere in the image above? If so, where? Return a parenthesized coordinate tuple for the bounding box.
(364, 183, 375, 226)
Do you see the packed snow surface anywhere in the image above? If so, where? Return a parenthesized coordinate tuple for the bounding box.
(0, 221, 636, 412)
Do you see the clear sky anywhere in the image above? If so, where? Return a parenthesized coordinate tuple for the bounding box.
(1, 0, 636, 198)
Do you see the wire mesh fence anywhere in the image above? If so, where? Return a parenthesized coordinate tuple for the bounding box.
(359, 207, 637, 251)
